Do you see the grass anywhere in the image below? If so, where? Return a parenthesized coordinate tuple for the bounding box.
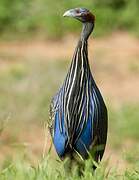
(0, 53, 139, 179)
(0, 153, 139, 179)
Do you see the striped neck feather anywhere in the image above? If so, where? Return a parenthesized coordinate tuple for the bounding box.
(63, 40, 92, 143)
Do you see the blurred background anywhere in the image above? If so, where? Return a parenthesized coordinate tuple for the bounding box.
(0, 0, 139, 173)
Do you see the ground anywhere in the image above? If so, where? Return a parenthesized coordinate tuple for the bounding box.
(0, 32, 139, 173)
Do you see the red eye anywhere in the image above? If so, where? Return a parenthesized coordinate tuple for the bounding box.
(76, 9, 80, 13)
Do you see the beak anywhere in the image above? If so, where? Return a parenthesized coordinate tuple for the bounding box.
(63, 9, 75, 17)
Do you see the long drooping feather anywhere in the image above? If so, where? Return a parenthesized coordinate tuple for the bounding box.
(48, 39, 107, 160)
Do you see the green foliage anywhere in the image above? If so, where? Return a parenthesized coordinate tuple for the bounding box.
(0, 154, 139, 180)
(0, 0, 139, 39)
(93, 0, 127, 9)
(0, 58, 68, 125)
(109, 103, 139, 146)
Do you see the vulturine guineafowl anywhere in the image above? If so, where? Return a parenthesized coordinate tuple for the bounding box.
(48, 8, 108, 169)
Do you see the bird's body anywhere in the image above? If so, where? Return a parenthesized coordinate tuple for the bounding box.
(48, 8, 108, 164)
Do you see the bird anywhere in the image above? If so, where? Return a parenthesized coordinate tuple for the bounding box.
(48, 8, 108, 168)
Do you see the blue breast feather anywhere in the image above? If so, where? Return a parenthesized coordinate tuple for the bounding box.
(53, 97, 95, 158)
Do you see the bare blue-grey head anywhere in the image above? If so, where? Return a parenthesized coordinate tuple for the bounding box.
(63, 8, 95, 41)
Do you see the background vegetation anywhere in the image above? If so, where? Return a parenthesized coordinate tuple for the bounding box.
(0, 0, 139, 179)
(0, 0, 139, 39)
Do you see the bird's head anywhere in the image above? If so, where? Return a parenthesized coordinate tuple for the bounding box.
(63, 8, 95, 23)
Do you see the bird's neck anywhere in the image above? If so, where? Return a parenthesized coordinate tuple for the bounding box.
(80, 22, 94, 41)
(76, 40, 90, 72)
(68, 40, 91, 79)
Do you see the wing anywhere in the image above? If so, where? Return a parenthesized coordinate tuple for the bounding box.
(48, 92, 60, 137)
(74, 78, 108, 160)
(91, 84, 108, 161)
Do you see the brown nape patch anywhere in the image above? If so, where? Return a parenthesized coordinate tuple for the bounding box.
(85, 12, 95, 23)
